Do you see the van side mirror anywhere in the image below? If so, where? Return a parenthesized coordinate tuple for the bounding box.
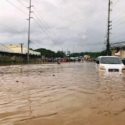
(122, 59, 125, 65)
(96, 60, 99, 64)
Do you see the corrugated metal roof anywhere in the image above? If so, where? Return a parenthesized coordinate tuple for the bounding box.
(0, 44, 13, 53)
(0, 44, 41, 55)
(111, 41, 125, 48)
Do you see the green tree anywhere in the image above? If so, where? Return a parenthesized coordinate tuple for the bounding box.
(56, 51, 66, 58)
(35, 48, 56, 58)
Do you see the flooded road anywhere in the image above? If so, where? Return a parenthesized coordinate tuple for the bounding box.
(0, 62, 125, 125)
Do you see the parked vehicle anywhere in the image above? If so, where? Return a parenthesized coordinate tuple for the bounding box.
(96, 56, 125, 74)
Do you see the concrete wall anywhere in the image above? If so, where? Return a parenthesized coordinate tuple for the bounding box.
(0, 52, 41, 65)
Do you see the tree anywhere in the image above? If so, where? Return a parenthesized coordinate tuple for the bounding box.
(56, 51, 66, 58)
(35, 48, 56, 58)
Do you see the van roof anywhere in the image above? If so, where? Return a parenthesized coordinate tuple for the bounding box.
(98, 56, 120, 58)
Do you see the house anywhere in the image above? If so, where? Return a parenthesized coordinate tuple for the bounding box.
(111, 41, 125, 59)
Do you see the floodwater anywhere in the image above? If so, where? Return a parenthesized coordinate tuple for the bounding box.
(0, 62, 125, 125)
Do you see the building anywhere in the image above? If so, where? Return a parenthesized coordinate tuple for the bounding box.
(111, 41, 125, 59)
(0, 43, 41, 64)
(0, 44, 40, 56)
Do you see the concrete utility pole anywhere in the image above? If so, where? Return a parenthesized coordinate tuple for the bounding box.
(20, 43, 23, 54)
(106, 0, 112, 55)
(27, 0, 33, 63)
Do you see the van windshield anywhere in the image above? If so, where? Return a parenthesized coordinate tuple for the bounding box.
(100, 57, 122, 64)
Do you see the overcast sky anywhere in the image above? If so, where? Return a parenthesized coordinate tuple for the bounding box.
(0, 0, 125, 52)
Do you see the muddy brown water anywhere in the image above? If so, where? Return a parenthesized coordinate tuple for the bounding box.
(0, 62, 125, 125)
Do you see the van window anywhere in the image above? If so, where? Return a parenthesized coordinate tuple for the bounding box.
(100, 57, 122, 64)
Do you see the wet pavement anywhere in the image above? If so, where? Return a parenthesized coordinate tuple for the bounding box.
(0, 62, 125, 125)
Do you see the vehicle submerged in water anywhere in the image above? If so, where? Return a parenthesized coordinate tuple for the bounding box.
(96, 56, 125, 74)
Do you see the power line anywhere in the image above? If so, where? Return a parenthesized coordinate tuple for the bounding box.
(34, 10, 50, 29)
(33, 7, 58, 37)
(5, 0, 53, 51)
(33, 18, 55, 43)
(106, 0, 125, 44)
(33, 13, 51, 35)
(16, 0, 27, 8)
(32, 8, 58, 43)
(6, 0, 27, 15)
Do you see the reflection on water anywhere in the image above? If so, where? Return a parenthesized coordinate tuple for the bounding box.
(0, 63, 125, 125)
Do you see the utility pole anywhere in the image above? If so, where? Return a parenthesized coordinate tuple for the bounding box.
(106, 0, 112, 55)
(27, 0, 33, 63)
(20, 43, 23, 54)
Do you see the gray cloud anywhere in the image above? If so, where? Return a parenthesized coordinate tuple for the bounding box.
(0, 0, 125, 52)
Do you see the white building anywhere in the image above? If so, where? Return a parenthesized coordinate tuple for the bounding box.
(0, 44, 41, 56)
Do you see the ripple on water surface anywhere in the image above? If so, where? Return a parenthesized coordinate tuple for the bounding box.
(0, 63, 125, 125)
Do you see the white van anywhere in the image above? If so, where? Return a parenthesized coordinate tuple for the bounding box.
(96, 56, 125, 73)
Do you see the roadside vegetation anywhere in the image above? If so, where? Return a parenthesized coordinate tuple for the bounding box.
(0, 48, 107, 65)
